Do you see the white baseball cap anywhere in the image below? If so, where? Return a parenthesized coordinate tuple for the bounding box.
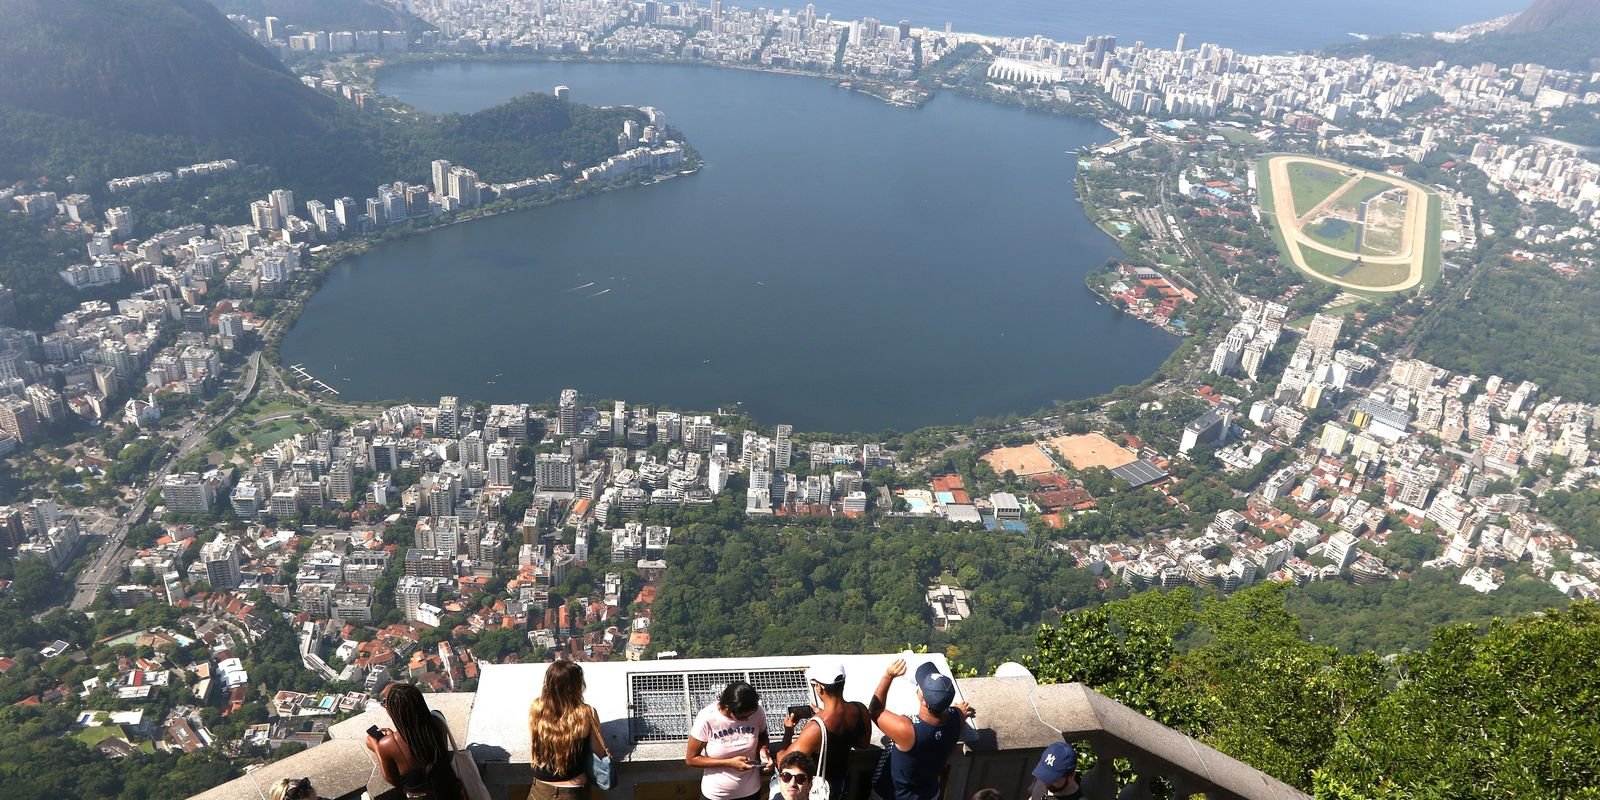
(805, 662, 846, 685)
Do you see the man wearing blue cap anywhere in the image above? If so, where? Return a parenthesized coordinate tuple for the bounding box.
(1027, 743, 1081, 800)
(867, 658, 975, 800)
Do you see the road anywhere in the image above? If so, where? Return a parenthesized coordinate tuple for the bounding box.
(70, 353, 263, 610)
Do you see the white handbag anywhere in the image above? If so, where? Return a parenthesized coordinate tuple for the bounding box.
(772, 717, 830, 800)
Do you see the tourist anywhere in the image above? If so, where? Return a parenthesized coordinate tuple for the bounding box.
(686, 680, 772, 800)
(1025, 743, 1081, 800)
(775, 752, 818, 800)
(366, 683, 464, 800)
(269, 777, 320, 800)
(867, 659, 974, 800)
(774, 662, 872, 800)
(527, 661, 611, 800)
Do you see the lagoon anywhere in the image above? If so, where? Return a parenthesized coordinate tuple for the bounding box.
(280, 61, 1175, 432)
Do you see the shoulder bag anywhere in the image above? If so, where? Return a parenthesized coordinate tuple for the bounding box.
(773, 717, 830, 800)
(434, 710, 493, 800)
(589, 707, 614, 791)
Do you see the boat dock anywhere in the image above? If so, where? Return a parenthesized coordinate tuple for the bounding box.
(288, 363, 341, 396)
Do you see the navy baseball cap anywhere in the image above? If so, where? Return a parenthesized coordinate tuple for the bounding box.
(914, 662, 955, 713)
(1033, 742, 1079, 784)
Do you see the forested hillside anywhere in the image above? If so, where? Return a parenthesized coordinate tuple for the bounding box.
(1413, 258, 1600, 405)
(644, 503, 1572, 671)
(1035, 587, 1600, 797)
(0, 0, 648, 330)
(0, 0, 332, 140)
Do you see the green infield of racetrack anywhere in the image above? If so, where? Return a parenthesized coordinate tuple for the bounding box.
(1285, 160, 1350, 217)
(1256, 154, 1441, 297)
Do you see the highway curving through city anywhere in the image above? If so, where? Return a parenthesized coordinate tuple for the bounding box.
(70, 353, 263, 610)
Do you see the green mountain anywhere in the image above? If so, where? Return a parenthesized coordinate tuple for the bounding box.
(0, 0, 648, 328)
(0, 0, 333, 140)
(0, 0, 643, 198)
(1326, 0, 1600, 71)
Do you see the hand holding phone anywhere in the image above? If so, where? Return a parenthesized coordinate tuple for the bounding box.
(367, 725, 385, 740)
(787, 704, 815, 721)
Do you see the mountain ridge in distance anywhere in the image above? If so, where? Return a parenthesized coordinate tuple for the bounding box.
(1501, 0, 1600, 33)
(0, 0, 645, 207)
(1326, 0, 1600, 71)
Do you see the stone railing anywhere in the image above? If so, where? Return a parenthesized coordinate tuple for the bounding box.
(191, 658, 1308, 800)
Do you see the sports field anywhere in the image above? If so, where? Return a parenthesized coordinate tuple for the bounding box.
(1257, 154, 1441, 295)
(982, 444, 1056, 476)
(1049, 433, 1139, 470)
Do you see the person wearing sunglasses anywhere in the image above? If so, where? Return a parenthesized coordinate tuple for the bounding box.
(775, 752, 817, 800)
(774, 662, 871, 800)
(686, 680, 772, 800)
(270, 777, 319, 800)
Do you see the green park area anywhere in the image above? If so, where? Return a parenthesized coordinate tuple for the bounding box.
(234, 395, 316, 450)
(1328, 176, 1393, 215)
(71, 725, 128, 748)
(1286, 161, 1350, 217)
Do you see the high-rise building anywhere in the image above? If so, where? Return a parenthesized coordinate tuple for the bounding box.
(249, 199, 280, 232)
(1241, 341, 1269, 380)
(24, 499, 61, 536)
(161, 472, 215, 514)
(428, 158, 454, 197)
(535, 453, 577, 492)
(0, 396, 42, 444)
(328, 461, 354, 503)
(685, 415, 714, 452)
(1306, 313, 1343, 355)
(1175, 32, 1187, 52)
(333, 197, 359, 231)
(436, 396, 459, 439)
(447, 166, 481, 209)
(217, 313, 245, 339)
(558, 389, 578, 435)
(269, 189, 295, 224)
(655, 411, 681, 443)
(487, 442, 513, 488)
(774, 424, 793, 469)
(0, 506, 25, 550)
(201, 537, 242, 589)
(264, 15, 281, 41)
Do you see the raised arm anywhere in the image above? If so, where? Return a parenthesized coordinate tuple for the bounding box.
(868, 659, 915, 751)
(774, 715, 822, 765)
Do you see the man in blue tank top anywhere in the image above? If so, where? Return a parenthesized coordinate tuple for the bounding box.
(867, 658, 975, 800)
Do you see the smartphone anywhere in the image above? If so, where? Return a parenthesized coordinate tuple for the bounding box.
(367, 725, 385, 740)
(788, 705, 815, 720)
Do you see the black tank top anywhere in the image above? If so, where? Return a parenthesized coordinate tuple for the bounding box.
(819, 703, 869, 800)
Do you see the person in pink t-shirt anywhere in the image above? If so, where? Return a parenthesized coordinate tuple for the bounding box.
(686, 681, 773, 800)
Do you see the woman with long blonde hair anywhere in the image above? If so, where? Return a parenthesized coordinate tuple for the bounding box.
(528, 660, 610, 800)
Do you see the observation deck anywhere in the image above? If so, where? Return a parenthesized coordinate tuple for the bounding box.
(191, 654, 1308, 800)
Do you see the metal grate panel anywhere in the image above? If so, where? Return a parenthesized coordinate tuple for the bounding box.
(628, 667, 808, 743)
(748, 669, 812, 738)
